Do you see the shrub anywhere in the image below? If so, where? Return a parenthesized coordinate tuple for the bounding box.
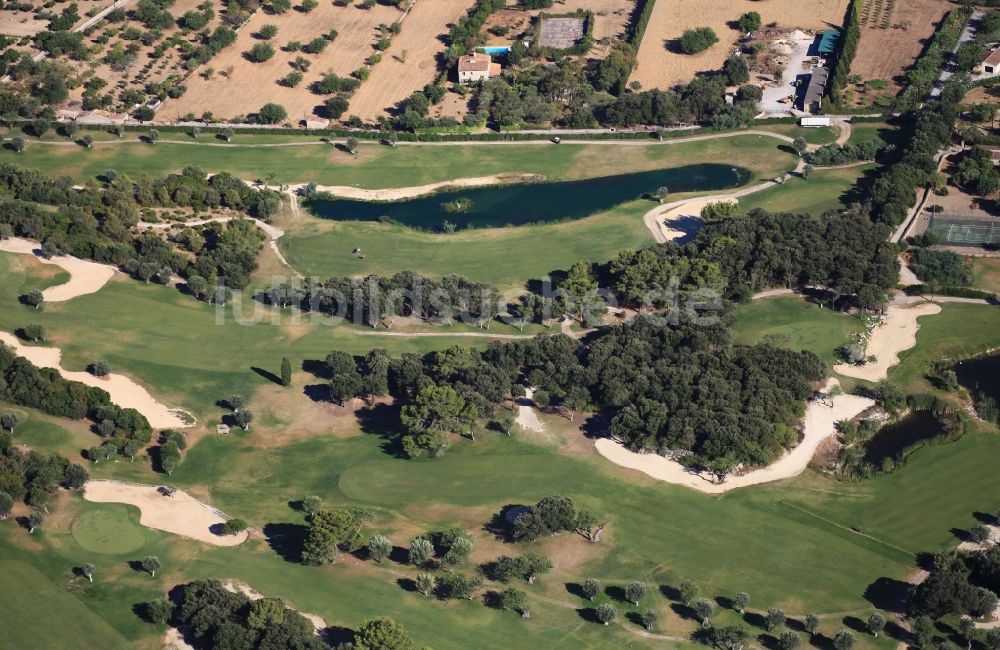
(679, 27, 718, 54)
(248, 43, 275, 62)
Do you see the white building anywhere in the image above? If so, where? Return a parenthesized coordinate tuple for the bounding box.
(457, 52, 501, 83)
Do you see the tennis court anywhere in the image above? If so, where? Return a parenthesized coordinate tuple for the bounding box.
(928, 213, 1000, 246)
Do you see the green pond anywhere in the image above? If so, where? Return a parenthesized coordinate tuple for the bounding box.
(306, 163, 751, 230)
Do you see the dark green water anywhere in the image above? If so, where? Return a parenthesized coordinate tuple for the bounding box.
(306, 164, 751, 230)
(863, 410, 944, 466)
(955, 354, 1000, 404)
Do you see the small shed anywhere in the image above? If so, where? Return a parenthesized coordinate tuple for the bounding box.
(217, 424, 231, 435)
(800, 116, 831, 127)
(983, 47, 1000, 75)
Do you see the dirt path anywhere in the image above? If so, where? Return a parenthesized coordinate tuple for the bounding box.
(835, 120, 852, 146)
(83, 480, 247, 546)
(516, 387, 546, 433)
(833, 297, 942, 383)
(594, 379, 874, 493)
(0, 237, 116, 301)
(0, 331, 193, 428)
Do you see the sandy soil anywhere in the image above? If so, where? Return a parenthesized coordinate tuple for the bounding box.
(222, 580, 327, 632)
(168, 2, 403, 122)
(83, 480, 248, 546)
(630, 0, 850, 90)
(481, 0, 635, 50)
(162, 627, 196, 650)
(833, 299, 942, 382)
(0, 237, 116, 302)
(594, 379, 874, 493)
(0, 331, 193, 429)
(0, 9, 49, 36)
(301, 172, 545, 201)
(516, 387, 545, 433)
(347, 0, 477, 122)
(849, 0, 951, 97)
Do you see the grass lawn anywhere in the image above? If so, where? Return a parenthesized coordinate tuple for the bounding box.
(282, 199, 654, 289)
(969, 257, 1000, 294)
(739, 164, 876, 215)
(0, 133, 797, 187)
(2, 267, 999, 649)
(0, 252, 515, 421)
(731, 295, 863, 365)
(846, 122, 897, 146)
(754, 123, 839, 145)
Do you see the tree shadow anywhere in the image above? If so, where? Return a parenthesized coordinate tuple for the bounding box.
(974, 511, 997, 525)
(950, 527, 971, 543)
(842, 616, 867, 634)
(580, 413, 611, 440)
(625, 611, 646, 628)
(322, 625, 354, 648)
(262, 522, 307, 563)
(251, 366, 284, 385)
(659, 583, 681, 601)
(565, 582, 589, 600)
(396, 577, 418, 593)
(670, 602, 697, 621)
(388, 545, 409, 565)
(575, 607, 600, 623)
(483, 590, 503, 609)
(605, 585, 628, 603)
(757, 632, 781, 650)
(127, 560, 147, 573)
(483, 505, 524, 542)
(743, 611, 768, 629)
(356, 402, 406, 458)
(864, 576, 912, 613)
(716, 595, 735, 610)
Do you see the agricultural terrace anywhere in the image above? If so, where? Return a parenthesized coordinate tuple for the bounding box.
(846, 0, 951, 106)
(346, 0, 477, 122)
(168, 1, 405, 122)
(629, 0, 850, 90)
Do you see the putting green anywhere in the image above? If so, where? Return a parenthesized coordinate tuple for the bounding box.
(71, 505, 148, 554)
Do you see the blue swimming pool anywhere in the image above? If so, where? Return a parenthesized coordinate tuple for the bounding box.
(480, 46, 511, 55)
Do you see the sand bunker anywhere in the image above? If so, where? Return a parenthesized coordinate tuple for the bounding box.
(296, 172, 544, 202)
(834, 300, 942, 382)
(595, 379, 873, 493)
(645, 197, 736, 244)
(0, 331, 193, 429)
(0, 237, 116, 301)
(83, 480, 247, 546)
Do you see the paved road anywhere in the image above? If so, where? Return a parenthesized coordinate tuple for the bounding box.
(931, 10, 982, 98)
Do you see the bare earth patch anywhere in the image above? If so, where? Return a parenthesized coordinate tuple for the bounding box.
(630, 0, 850, 90)
(83, 480, 248, 546)
(0, 237, 116, 302)
(168, 2, 403, 121)
(347, 0, 477, 122)
(594, 379, 874, 493)
(0, 331, 194, 429)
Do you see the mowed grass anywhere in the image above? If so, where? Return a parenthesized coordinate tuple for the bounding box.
(0, 554, 135, 650)
(969, 256, 1000, 294)
(0, 133, 797, 187)
(739, 164, 876, 215)
(731, 295, 863, 365)
(4, 268, 1000, 649)
(282, 199, 654, 289)
(0, 253, 511, 419)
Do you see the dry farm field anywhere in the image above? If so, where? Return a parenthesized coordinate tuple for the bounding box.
(347, 0, 476, 122)
(167, 1, 404, 122)
(0, 0, 107, 37)
(69, 0, 223, 113)
(630, 0, 850, 90)
(848, 0, 951, 99)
